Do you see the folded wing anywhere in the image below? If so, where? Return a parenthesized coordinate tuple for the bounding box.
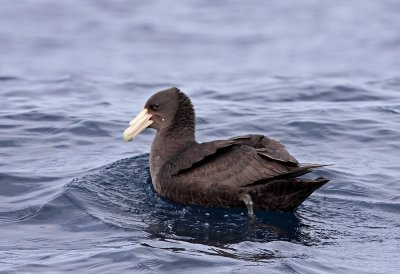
(166, 135, 324, 188)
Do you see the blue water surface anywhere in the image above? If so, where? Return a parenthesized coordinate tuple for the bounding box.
(1, 1, 400, 273)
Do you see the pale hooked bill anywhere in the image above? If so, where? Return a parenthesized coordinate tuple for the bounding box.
(123, 108, 153, 142)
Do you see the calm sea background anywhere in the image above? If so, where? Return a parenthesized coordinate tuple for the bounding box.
(1, 0, 399, 273)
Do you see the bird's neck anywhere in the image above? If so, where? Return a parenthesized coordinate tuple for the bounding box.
(149, 130, 196, 179)
(149, 90, 197, 182)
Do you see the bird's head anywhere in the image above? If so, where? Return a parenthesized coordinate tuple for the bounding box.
(123, 87, 195, 142)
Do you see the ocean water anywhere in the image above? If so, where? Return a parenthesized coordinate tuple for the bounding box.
(1, 0, 400, 273)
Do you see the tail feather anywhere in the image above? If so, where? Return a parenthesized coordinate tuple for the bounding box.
(301, 163, 333, 169)
(251, 177, 329, 211)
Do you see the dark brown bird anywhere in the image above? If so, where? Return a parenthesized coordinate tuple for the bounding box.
(123, 87, 329, 222)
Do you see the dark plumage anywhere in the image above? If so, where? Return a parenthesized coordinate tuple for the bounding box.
(123, 87, 329, 220)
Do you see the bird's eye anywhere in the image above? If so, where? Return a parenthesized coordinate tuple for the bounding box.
(150, 104, 160, 111)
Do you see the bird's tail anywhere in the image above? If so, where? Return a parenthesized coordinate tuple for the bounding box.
(252, 176, 329, 211)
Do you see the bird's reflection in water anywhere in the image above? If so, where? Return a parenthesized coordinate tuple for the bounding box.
(141, 196, 320, 262)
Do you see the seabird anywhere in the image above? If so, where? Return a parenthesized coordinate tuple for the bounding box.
(123, 87, 329, 222)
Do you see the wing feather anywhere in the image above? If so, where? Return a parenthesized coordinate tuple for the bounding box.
(229, 134, 299, 165)
(167, 141, 307, 188)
